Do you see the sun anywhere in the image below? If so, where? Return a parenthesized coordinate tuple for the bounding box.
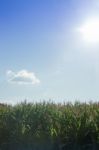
(78, 18, 99, 44)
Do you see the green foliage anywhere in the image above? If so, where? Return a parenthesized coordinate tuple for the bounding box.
(0, 101, 99, 150)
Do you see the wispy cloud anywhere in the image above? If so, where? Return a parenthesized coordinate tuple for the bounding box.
(6, 70, 40, 85)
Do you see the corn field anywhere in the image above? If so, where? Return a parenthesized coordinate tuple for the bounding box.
(0, 101, 99, 150)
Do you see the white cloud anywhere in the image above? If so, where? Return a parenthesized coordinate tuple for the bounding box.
(6, 70, 40, 85)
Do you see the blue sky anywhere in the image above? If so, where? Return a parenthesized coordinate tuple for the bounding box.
(0, 0, 99, 104)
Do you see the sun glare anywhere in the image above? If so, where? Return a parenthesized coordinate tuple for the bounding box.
(78, 18, 99, 44)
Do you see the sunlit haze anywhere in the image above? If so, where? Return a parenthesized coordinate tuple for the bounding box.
(0, 0, 99, 104)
